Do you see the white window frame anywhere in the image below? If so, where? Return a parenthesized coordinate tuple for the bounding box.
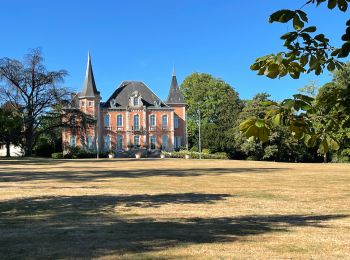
(133, 114, 140, 131)
(117, 114, 123, 127)
(88, 101, 93, 107)
(162, 135, 168, 150)
(162, 114, 168, 129)
(134, 135, 140, 146)
(116, 135, 123, 150)
(133, 96, 139, 107)
(149, 114, 156, 128)
(150, 135, 157, 149)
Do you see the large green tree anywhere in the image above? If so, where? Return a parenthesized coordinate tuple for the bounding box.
(180, 73, 242, 153)
(0, 49, 94, 157)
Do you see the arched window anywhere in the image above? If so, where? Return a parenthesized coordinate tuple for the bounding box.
(150, 135, 156, 149)
(104, 114, 110, 127)
(117, 115, 123, 127)
(162, 115, 168, 129)
(133, 114, 140, 130)
(150, 114, 156, 127)
(116, 135, 123, 150)
(162, 135, 168, 150)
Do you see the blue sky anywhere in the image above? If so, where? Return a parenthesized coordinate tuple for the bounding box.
(0, 0, 348, 101)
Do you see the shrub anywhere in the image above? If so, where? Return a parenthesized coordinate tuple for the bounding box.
(162, 150, 228, 160)
(51, 152, 63, 159)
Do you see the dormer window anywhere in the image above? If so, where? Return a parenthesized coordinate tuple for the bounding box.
(130, 91, 142, 107)
(133, 96, 139, 107)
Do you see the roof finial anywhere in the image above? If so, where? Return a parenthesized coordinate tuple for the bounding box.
(172, 65, 176, 77)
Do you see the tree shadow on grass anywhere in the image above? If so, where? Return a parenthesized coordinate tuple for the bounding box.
(0, 167, 283, 183)
(0, 194, 348, 258)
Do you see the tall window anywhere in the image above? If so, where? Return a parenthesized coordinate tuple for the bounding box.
(87, 136, 93, 149)
(134, 114, 140, 130)
(70, 135, 76, 147)
(162, 135, 168, 150)
(117, 135, 123, 150)
(104, 135, 110, 151)
(150, 114, 156, 127)
(134, 135, 140, 146)
(174, 116, 179, 129)
(104, 114, 110, 127)
(150, 136, 156, 149)
(162, 115, 168, 129)
(133, 96, 139, 107)
(117, 115, 123, 127)
(174, 136, 181, 149)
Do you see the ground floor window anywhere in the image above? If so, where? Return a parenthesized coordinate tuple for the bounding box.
(162, 135, 168, 150)
(117, 135, 123, 150)
(70, 135, 76, 147)
(150, 136, 156, 149)
(87, 136, 93, 150)
(104, 135, 110, 151)
(134, 135, 140, 147)
(174, 136, 181, 149)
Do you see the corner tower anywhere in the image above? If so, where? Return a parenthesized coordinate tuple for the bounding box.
(78, 51, 101, 151)
(79, 51, 100, 117)
(166, 68, 186, 150)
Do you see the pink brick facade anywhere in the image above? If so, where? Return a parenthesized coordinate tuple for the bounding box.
(63, 53, 186, 153)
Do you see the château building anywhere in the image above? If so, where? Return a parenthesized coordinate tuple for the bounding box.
(62, 52, 186, 154)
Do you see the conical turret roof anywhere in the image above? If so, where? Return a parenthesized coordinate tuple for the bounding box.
(80, 51, 99, 97)
(166, 68, 185, 104)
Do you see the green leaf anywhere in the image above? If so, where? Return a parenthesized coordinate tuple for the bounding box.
(246, 125, 259, 139)
(327, 0, 337, 9)
(327, 61, 335, 71)
(300, 55, 309, 66)
(328, 137, 340, 151)
(269, 10, 296, 23)
(296, 10, 308, 22)
(255, 119, 265, 128)
(338, 42, 350, 58)
(338, 0, 348, 11)
(239, 118, 256, 132)
(272, 114, 281, 126)
(302, 26, 317, 33)
(304, 134, 318, 148)
(318, 139, 329, 155)
(258, 127, 270, 143)
(293, 94, 314, 103)
(293, 15, 304, 31)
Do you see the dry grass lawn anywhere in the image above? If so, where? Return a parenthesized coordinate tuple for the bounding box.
(0, 158, 349, 259)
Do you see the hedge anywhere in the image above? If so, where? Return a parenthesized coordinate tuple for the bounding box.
(162, 150, 228, 160)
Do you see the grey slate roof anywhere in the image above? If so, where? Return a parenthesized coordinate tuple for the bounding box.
(103, 81, 169, 109)
(80, 52, 100, 97)
(166, 72, 185, 104)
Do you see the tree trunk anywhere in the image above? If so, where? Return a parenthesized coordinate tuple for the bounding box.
(323, 153, 327, 163)
(5, 141, 10, 157)
(24, 118, 35, 157)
